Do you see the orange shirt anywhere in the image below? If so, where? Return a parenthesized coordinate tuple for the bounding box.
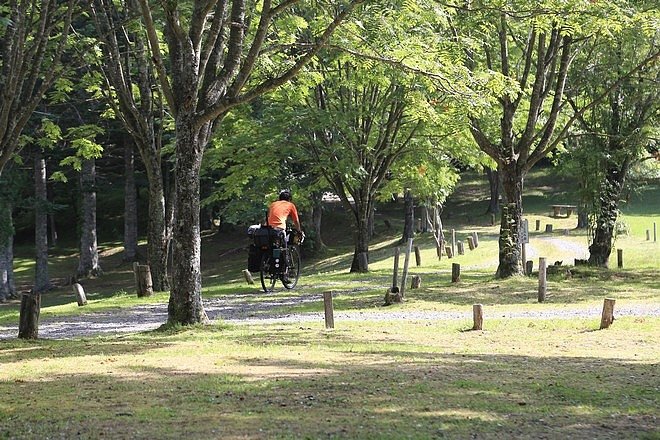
(267, 200, 299, 230)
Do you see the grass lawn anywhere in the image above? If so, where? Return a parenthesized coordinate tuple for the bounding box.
(1, 317, 658, 439)
(0, 167, 658, 439)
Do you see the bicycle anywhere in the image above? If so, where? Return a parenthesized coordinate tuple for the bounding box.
(258, 227, 304, 293)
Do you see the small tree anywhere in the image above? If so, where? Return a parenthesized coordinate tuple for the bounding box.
(455, 0, 658, 277)
(565, 15, 660, 266)
(130, 0, 366, 324)
(88, 0, 173, 290)
(0, 0, 80, 175)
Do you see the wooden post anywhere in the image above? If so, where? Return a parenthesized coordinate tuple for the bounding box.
(654, 222, 657, 242)
(436, 244, 442, 260)
(472, 304, 483, 330)
(451, 229, 456, 257)
(538, 257, 547, 302)
(411, 275, 421, 289)
(545, 224, 553, 233)
(490, 213, 496, 226)
(646, 229, 651, 241)
(72, 283, 87, 306)
(525, 260, 533, 276)
(521, 243, 526, 273)
(600, 298, 616, 329)
(467, 236, 475, 251)
(451, 263, 460, 283)
(133, 262, 154, 297)
(445, 246, 453, 258)
(472, 231, 479, 248)
(18, 292, 41, 339)
(400, 238, 413, 298)
(414, 246, 421, 267)
(617, 249, 623, 269)
(323, 291, 334, 329)
(457, 241, 464, 255)
(242, 269, 254, 285)
(535, 219, 541, 231)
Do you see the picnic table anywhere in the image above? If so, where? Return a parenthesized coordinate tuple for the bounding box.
(551, 204, 577, 218)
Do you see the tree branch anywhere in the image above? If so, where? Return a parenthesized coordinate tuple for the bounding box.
(137, 0, 176, 117)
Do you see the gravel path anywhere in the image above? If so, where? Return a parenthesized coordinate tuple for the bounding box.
(1, 290, 658, 340)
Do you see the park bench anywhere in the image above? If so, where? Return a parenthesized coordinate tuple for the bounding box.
(550, 204, 577, 218)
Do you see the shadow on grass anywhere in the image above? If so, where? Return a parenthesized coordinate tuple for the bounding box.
(1, 331, 657, 439)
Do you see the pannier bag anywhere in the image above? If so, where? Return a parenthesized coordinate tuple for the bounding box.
(247, 224, 261, 237)
(253, 226, 282, 249)
(247, 244, 261, 272)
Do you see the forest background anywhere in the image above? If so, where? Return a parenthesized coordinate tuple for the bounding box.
(0, 0, 658, 331)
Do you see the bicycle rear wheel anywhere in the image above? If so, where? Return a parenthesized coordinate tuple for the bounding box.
(260, 253, 277, 293)
(282, 246, 301, 289)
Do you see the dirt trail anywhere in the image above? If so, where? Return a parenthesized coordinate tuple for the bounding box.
(1, 290, 658, 340)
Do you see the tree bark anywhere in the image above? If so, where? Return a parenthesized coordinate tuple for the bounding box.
(0, 200, 15, 301)
(576, 207, 589, 229)
(143, 157, 171, 292)
(401, 189, 415, 243)
(47, 182, 58, 247)
(495, 159, 525, 277)
(588, 164, 627, 267)
(350, 204, 371, 272)
(310, 193, 326, 253)
(18, 292, 41, 339)
(77, 158, 102, 278)
(420, 204, 430, 233)
(123, 139, 139, 262)
(34, 150, 51, 293)
(485, 168, 500, 214)
(168, 117, 208, 325)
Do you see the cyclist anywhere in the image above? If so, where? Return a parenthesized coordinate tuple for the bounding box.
(267, 190, 303, 241)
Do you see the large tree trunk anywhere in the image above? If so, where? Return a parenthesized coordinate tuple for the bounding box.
(47, 182, 58, 247)
(168, 118, 208, 325)
(350, 206, 370, 273)
(588, 164, 628, 267)
(576, 207, 589, 229)
(123, 139, 139, 262)
(77, 158, 102, 278)
(144, 162, 171, 292)
(34, 150, 51, 293)
(401, 189, 415, 243)
(496, 162, 524, 278)
(0, 200, 15, 301)
(420, 204, 430, 233)
(485, 168, 500, 214)
(367, 206, 375, 241)
(310, 193, 326, 253)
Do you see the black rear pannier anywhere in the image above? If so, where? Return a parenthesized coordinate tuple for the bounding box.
(247, 244, 261, 272)
(247, 226, 284, 272)
(253, 226, 282, 250)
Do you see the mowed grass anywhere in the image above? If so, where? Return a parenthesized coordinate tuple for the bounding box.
(0, 167, 658, 439)
(1, 317, 658, 439)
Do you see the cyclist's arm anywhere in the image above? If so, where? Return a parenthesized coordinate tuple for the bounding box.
(290, 204, 302, 231)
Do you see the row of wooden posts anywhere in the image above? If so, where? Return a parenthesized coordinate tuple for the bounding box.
(323, 293, 617, 331)
(533, 219, 657, 242)
(384, 230, 482, 305)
